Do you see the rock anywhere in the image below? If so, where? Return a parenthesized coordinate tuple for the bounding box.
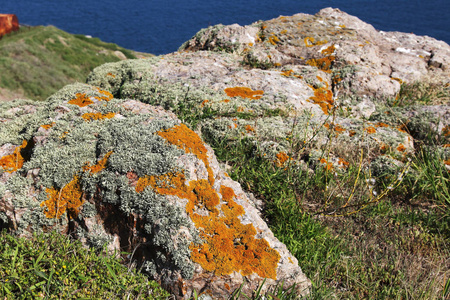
(0, 83, 311, 299)
(0, 14, 19, 38)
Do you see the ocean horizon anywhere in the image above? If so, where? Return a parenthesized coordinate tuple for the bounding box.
(3, 0, 449, 55)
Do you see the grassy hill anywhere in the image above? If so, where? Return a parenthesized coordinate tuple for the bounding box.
(0, 25, 151, 101)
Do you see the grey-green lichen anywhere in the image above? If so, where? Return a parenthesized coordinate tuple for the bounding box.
(1, 83, 200, 279)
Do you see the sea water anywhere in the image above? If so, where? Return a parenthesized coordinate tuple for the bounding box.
(3, 0, 449, 55)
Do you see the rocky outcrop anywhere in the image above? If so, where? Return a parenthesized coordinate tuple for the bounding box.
(0, 14, 19, 38)
(0, 84, 310, 299)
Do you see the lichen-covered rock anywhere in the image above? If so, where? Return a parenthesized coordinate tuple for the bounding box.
(0, 83, 311, 298)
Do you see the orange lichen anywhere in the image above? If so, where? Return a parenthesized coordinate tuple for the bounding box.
(306, 56, 335, 72)
(444, 144, 450, 148)
(81, 112, 116, 121)
(224, 87, 264, 100)
(443, 126, 450, 137)
(201, 100, 209, 107)
(106, 72, 116, 78)
(308, 83, 334, 115)
(281, 69, 294, 77)
(157, 124, 214, 184)
(375, 122, 389, 128)
(349, 130, 356, 137)
(268, 35, 280, 45)
(321, 45, 336, 55)
(224, 283, 230, 291)
(319, 158, 333, 171)
(245, 125, 255, 133)
(324, 123, 345, 135)
(445, 159, 450, 166)
(68, 93, 93, 107)
(237, 107, 245, 112)
(304, 37, 327, 47)
(82, 151, 113, 174)
(41, 122, 56, 130)
(365, 127, 376, 134)
(397, 144, 406, 152)
(338, 157, 349, 168)
(137, 171, 280, 279)
(40, 175, 84, 219)
(0, 140, 27, 173)
(275, 152, 289, 167)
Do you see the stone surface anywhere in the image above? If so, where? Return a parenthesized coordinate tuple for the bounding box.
(0, 83, 310, 299)
(0, 14, 19, 38)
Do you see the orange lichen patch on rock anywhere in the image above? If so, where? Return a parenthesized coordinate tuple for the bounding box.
(82, 151, 113, 174)
(228, 123, 238, 129)
(106, 72, 116, 78)
(338, 157, 349, 168)
(281, 69, 294, 77)
(40, 175, 84, 219)
(306, 56, 335, 72)
(365, 126, 376, 134)
(443, 144, 450, 148)
(397, 144, 406, 152)
(308, 83, 334, 115)
(201, 100, 209, 107)
(375, 122, 390, 128)
(280, 29, 288, 34)
(68, 93, 93, 107)
(349, 130, 356, 137)
(321, 45, 336, 56)
(139, 169, 280, 279)
(221, 99, 230, 103)
(397, 124, 408, 133)
(275, 152, 289, 167)
(190, 185, 280, 279)
(95, 89, 114, 101)
(0, 140, 27, 173)
(157, 124, 214, 185)
(41, 122, 56, 130)
(304, 37, 327, 48)
(319, 158, 333, 171)
(268, 35, 280, 46)
(443, 125, 450, 137)
(324, 123, 345, 135)
(245, 125, 255, 133)
(224, 87, 264, 100)
(81, 112, 116, 122)
(237, 107, 245, 113)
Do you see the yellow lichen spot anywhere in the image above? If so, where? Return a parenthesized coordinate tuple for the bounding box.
(268, 35, 280, 45)
(275, 152, 289, 167)
(365, 127, 377, 134)
(0, 140, 27, 173)
(308, 83, 334, 115)
(304, 37, 315, 47)
(391, 77, 404, 84)
(40, 175, 84, 219)
(288, 257, 294, 264)
(68, 93, 93, 107)
(375, 122, 389, 128)
(82, 151, 113, 174)
(306, 56, 335, 72)
(248, 42, 254, 47)
(157, 124, 214, 185)
(281, 69, 294, 77)
(224, 87, 264, 100)
(97, 89, 114, 101)
(81, 112, 116, 122)
(339, 24, 346, 28)
(321, 45, 336, 56)
(41, 122, 56, 130)
(280, 29, 288, 34)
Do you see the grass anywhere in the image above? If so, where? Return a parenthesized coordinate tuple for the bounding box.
(0, 25, 141, 101)
(0, 230, 169, 299)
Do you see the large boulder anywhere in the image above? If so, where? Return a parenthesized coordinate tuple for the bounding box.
(0, 83, 311, 298)
(0, 14, 19, 38)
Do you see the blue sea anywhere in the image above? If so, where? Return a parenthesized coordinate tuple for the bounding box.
(2, 0, 449, 55)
